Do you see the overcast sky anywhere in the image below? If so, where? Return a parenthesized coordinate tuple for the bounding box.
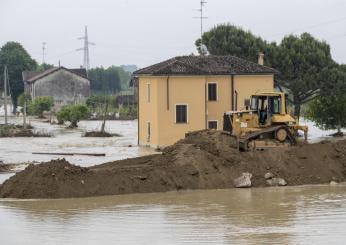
(1, 0, 346, 69)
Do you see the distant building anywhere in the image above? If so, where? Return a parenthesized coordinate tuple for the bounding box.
(22, 67, 90, 108)
(133, 55, 278, 147)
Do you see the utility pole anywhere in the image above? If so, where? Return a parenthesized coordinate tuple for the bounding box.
(42, 42, 46, 65)
(3, 65, 8, 125)
(77, 26, 95, 72)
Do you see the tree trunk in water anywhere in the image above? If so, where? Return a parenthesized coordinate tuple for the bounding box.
(336, 118, 343, 136)
(70, 121, 78, 128)
(294, 103, 301, 122)
(337, 125, 342, 134)
(101, 102, 109, 133)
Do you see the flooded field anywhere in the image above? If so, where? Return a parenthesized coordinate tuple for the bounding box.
(1, 184, 346, 244)
(0, 117, 346, 244)
(0, 117, 157, 184)
(0, 117, 156, 166)
(0, 116, 344, 184)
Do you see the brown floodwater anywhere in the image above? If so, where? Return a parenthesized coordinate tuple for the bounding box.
(1, 184, 346, 244)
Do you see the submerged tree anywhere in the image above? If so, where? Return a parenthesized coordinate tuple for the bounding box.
(28, 96, 54, 118)
(307, 65, 346, 135)
(307, 95, 346, 136)
(57, 104, 90, 128)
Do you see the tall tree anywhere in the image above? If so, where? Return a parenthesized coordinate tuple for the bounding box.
(88, 66, 130, 94)
(195, 24, 277, 66)
(275, 33, 335, 118)
(196, 25, 335, 119)
(0, 42, 37, 111)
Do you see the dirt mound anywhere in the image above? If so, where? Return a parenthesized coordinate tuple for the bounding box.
(1, 130, 346, 199)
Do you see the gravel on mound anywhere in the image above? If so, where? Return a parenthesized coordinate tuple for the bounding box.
(1, 130, 346, 199)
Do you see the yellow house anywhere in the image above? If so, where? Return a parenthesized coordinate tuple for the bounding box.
(133, 55, 278, 147)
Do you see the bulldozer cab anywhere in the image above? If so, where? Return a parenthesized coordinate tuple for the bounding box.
(250, 93, 286, 126)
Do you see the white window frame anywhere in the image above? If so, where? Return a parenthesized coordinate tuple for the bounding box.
(175, 104, 189, 124)
(207, 120, 218, 130)
(207, 82, 218, 101)
(146, 83, 151, 102)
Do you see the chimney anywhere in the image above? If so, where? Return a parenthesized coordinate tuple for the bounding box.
(258, 52, 264, 66)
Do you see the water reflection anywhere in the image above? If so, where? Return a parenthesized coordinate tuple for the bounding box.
(1, 184, 346, 244)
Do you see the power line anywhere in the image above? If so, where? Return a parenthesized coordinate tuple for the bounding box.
(76, 26, 95, 71)
(271, 16, 346, 39)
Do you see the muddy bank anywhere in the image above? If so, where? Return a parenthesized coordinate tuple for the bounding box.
(0, 124, 50, 137)
(0, 131, 345, 199)
(0, 162, 31, 173)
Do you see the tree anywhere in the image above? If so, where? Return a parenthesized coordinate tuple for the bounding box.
(88, 66, 131, 94)
(0, 42, 37, 111)
(57, 104, 90, 128)
(37, 63, 54, 71)
(17, 93, 32, 107)
(196, 25, 335, 119)
(307, 95, 346, 135)
(275, 33, 335, 118)
(195, 24, 277, 66)
(306, 65, 346, 135)
(17, 93, 32, 113)
(28, 96, 54, 118)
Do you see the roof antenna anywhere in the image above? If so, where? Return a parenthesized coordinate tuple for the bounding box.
(194, 0, 208, 56)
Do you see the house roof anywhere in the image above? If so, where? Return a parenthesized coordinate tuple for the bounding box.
(23, 67, 89, 83)
(134, 55, 278, 76)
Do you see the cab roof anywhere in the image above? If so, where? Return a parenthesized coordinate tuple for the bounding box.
(252, 92, 284, 97)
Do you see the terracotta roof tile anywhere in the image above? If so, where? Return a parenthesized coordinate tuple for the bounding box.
(23, 67, 89, 83)
(134, 55, 278, 76)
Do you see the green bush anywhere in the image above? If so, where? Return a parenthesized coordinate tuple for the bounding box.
(57, 104, 90, 128)
(28, 96, 54, 118)
(118, 105, 137, 119)
(17, 93, 32, 107)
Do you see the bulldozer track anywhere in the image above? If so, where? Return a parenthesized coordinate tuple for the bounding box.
(239, 125, 296, 151)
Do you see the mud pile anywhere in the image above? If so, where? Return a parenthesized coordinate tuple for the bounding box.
(0, 130, 345, 199)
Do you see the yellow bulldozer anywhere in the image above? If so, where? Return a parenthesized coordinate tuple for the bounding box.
(223, 92, 308, 151)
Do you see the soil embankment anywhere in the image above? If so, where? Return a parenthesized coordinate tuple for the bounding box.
(0, 124, 50, 137)
(0, 131, 345, 199)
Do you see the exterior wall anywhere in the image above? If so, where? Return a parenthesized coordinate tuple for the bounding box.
(138, 74, 274, 147)
(206, 76, 232, 130)
(138, 77, 159, 146)
(234, 75, 274, 111)
(33, 69, 90, 108)
(156, 76, 206, 146)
